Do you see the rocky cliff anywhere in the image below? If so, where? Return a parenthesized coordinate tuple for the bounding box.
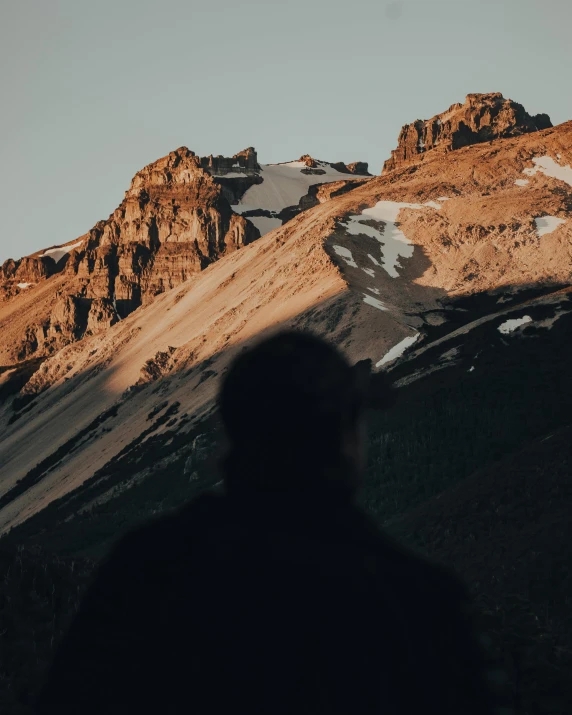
(0, 145, 371, 362)
(200, 146, 260, 176)
(296, 155, 371, 176)
(383, 92, 552, 173)
(1, 147, 260, 359)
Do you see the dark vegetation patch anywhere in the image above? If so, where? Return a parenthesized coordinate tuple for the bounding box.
(147, 400, 168, 420)
(0, 405, 120, 512)
(8, 399, 38, 425)
(419, 283, 570, 344)
(197, 369, 217, 385)
(0, 547, 93, 715)
(4, 405, 217, 558)
(363, 309, 572, 520)
(386, 426, 572, 715)
(138, 346, 177, 383)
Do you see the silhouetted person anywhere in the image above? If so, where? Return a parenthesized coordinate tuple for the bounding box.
(38, 331, 504, 714)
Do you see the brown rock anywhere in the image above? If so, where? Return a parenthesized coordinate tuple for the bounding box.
(383, 92, 553, 173)
(13, 256, 55, 283)
(347, 161, 371, 175)
(86, 297, 118, 335)
(330, 161, 371, 176)
(1, 259, 18, 279)
(48, 294, 84, 342)
(298, 154, 318, 168)
(200, 146, 260, 176)
(63, 147, 260, 315)
(1, 147, 262, 358)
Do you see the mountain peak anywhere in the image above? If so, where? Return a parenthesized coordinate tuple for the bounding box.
(382, 92, 553, 173)
(294, 155, 370, 176)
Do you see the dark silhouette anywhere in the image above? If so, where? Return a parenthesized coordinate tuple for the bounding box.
(37, 331, 505, 714)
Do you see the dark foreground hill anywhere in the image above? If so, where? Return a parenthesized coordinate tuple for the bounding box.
(2, 299, 572, 714)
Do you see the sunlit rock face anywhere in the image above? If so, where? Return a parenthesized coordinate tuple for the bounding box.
(383, 92, 552, 173)
(1, 140, 374, 361)
(1, 147, 261, 358)
(67, 146, 260, 315)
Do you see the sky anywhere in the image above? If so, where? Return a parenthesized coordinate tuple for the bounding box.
(1, 0, 571, 263)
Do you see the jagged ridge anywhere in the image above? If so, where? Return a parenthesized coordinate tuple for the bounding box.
(383, 92, 552, 173)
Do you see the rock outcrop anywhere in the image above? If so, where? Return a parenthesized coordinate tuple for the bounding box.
(200, 146, 260, 176)
(0, 256, 57, 300)
(298, 155, 371, 176)
(383, 92, 552, 173)
(346, 161, 370, 175)
(86, 298, 119, 335)
(1, 145, 371, 361)
(73, 146, 260, 313)
(15, 294, 80, 360)
(2, 147, 260, 359)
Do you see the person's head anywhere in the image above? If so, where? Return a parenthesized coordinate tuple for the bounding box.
(218, 330, 371, 496)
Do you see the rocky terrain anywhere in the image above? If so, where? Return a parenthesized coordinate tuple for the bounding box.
(0, 94, 570, 534)
(0, 148, 259, 360)
(383, 92, 553, 173)
(0, 148, 370, 364)
(1, 92, 572, 713)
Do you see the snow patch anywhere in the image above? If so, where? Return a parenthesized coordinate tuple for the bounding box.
(363, 294, 387, 311)
(523, 156, 572, 187)
(424, 201, 442, 210)
(17, 282, 32, 289)
(534, 215, 566, 237)
(376, 333, 419, 367)
(367, 254, 380, 266)
(333, 245, 358, 268)
(514, 179, 529, 187)
(341, 201, 428, 278)
(367, 287, 380, 295)
(41, 240, 83, 264)
(498, 315, 532, 334)
(436, 196, 450, 202)
(362, 267, 375, 278)
(112, 297, 122, 322)
(237, 161, 369, 218)
(212, 172, 249, 178)
(231, 204, 259, 214)
(246, 216, 283, 235)
(468, 366, 475, 373)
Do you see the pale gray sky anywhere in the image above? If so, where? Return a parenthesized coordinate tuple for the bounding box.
(1, 0, 571, 262)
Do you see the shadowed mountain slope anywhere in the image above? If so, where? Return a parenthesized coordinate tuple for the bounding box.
(0, 109, 571, 534)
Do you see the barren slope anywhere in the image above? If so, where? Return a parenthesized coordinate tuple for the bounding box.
(1, 116, 571, 534)
(0, 148, 370, 365)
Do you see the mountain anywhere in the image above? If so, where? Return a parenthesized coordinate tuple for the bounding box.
(1, 91, 572, 713)
(0, 148, 370, 363)
(383, 92, 553, 173)
(0, 94, 571, 536)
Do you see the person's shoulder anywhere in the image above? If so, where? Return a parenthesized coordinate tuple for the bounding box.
(357, 511, 469, 605)
(104, 490, 227, 571)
